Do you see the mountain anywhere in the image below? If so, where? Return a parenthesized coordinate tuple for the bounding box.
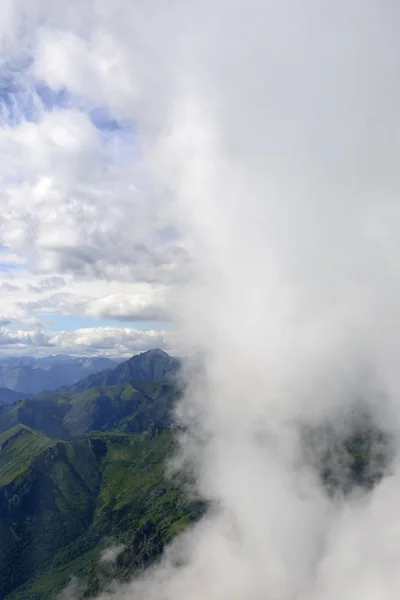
(0, 387, 27, 404)
(0, 425, 202, 600)
(0, 350, 183, 439)
(0, 356, 121, 394)
(0, 349, 194, 599)
(0, 355, 123, 368)
(66, 348, 181, 393)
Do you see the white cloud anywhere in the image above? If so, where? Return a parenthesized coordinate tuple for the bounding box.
(28, 276, 66, 293)
(0, 282, 20, 292)
(0, 169, 187, 284)
(86, 292, 168, 321)
(0, 266, 172, 345)
(0, 325, 169, 357)
(34, 29, 139, 119)
(0, 327, 49, 347)
(0, 248, 25, 268)
(17, 285, 168, 322)
(48, 327, 168, 357)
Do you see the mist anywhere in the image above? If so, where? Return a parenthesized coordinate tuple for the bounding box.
(3, 0, 400, 598)
(149, 4, 400, 597)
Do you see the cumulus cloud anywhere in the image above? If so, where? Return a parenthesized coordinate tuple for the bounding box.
(0, 325, 168, 357)
(0, 104, 188, 283)
(34, 29, 138, 119)
(20, 288, 168, 321)
(48, 327, 168, 357)
(0, 327, 50, 347)
(0, 282, 19, 292)
(84, 293, 168, 321)
(28, 275, 66, 293)
(0, 270, 170, 352)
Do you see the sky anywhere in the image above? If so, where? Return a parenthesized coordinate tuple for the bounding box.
(0, 10, 183, 358)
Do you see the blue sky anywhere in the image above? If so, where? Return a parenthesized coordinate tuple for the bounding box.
(40, 313, 171, 333)
(0, 52, 127, 130)
(0, 245, 23, 271)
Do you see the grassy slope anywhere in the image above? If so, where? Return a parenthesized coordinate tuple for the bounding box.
(0, 380, 179, 440)
(0, 397, 70, 438)
(1, 429, 202, 600)
(0, 427, 102, 598)
(0, 425, 57, 485)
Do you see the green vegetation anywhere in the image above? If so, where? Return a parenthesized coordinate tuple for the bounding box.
(0, 380, 179, 440)
(0, 425, 57, 485)
(0, 350, 193, 598)
(0, 426, 201, 599)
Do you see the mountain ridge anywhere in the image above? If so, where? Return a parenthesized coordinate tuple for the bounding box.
(0, 349, 183, 440)
(0, 356, 122, 395)
(63, 348, 181, 394)
(0, 387, 27, 405)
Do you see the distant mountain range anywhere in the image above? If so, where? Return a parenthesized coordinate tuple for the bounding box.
(0, 355, 122, 394)
(0, 387, 26, 404)
(0, 349, 182, 438)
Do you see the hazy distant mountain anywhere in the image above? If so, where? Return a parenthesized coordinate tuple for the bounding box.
(0, 387, 26, 404)
(0, 355, 122, 394)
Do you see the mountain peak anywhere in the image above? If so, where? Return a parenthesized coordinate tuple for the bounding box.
(130, 348, 168, 359)
(65, 348, 181, 394)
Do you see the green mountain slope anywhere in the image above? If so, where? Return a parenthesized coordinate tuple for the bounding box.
(0, 396, 71, 438)
(0, 380, 180, 439)
(0, 427, 201, 600)
(0, 425, 57, 485)
(0, 426, 102, 598)
(62, 380, 180, 436)
(0, 351, 191, 599)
